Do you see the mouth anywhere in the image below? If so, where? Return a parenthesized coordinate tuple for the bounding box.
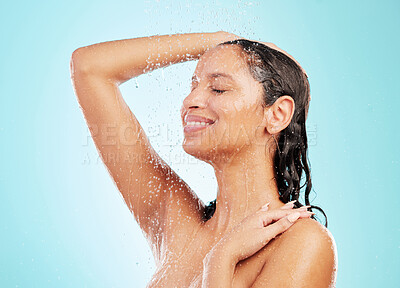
(183, 113, 216, 134)
(183, 121, 215, 134)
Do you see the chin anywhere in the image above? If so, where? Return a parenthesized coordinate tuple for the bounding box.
(182, 139, 215, 162)
(182, 138, 243, 166)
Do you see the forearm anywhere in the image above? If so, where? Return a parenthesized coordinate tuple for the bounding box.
(202, 248, 237, 288)
(71, 32, 224, 85)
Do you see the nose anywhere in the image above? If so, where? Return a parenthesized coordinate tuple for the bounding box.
(182, 87, 209, 114)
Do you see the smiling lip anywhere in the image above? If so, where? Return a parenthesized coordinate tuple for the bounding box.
(184, 123, 214, 133)
(184, 114, 215, 124)
(183, 114, 215, 134)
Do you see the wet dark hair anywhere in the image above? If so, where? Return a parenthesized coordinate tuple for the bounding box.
(202, 39, 328, 228)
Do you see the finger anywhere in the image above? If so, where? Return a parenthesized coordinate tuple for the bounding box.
(280, 203, 311, 211)
(260, 209, 314, 227)
(280, 200, 296, 210)
(280, 201, 312, 211)
(263, 212, 302, 241)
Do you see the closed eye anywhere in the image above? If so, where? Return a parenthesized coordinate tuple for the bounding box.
(212, 89, 226, 94)
(189, 87, 226, 94)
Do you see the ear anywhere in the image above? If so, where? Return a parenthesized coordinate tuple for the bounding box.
(264, 96, 295, 134)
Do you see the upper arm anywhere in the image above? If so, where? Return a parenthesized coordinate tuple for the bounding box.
(251, 218, 338, 288)
(70, 50, 205, 264)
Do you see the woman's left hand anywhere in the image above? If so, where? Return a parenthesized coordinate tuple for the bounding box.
(209, 202, 314, 264)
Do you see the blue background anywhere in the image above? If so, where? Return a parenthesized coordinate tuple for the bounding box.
(1, 0, 399, 287)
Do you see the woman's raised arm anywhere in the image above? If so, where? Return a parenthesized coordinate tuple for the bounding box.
(71, 32, 237, 85)
(69, 32, 237, 264)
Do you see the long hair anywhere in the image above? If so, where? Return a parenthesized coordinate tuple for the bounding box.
(202, 39, 328, 228)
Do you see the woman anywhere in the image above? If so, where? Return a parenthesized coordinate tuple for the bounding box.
(70, 31, 337, 287)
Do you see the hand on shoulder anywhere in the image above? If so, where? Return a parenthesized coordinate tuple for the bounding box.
(253, 217, 338, 288)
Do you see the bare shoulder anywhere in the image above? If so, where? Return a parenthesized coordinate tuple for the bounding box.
(286, 217, 336, 245)
(253, 218, 338, 288)
(280, 217, 338, 270)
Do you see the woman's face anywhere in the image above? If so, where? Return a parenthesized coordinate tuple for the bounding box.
(180, 45, 267, 164)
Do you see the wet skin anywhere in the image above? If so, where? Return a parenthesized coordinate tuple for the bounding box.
(180, 44, 295, 234)
(160, 44, 336, 287)
(71, 32, 337, 287)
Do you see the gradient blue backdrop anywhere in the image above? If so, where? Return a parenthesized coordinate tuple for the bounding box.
(1, 0, 399, 287)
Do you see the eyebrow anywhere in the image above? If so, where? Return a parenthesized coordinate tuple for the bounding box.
(191, 73, 236, 85)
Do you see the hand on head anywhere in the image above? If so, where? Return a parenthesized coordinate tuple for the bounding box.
(216, 31, 308, 78)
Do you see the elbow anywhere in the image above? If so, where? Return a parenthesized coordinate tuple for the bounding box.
(70, 48, 94, 104)
(70, 47, 93, 78)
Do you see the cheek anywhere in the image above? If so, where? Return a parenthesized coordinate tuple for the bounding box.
(212, 92, 262, 127)
(213, 101, 259, 142)
(222, 97, 260, 127)
(213, 96, 249, 120)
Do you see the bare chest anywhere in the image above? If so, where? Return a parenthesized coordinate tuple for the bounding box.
(146, 236, 266, 288)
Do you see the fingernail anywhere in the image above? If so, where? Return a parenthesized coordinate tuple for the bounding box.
(287, 212, 301, 223)
(297, 205, 311, 211)
(301, 211, 315, 218)
(282, 200, 296, 209)
(261, 202, 270, 211)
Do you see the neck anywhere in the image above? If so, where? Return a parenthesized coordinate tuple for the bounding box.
(204, 145, 284, 236)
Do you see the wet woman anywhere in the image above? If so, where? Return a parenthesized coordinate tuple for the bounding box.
(70, 31, 337, 287)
